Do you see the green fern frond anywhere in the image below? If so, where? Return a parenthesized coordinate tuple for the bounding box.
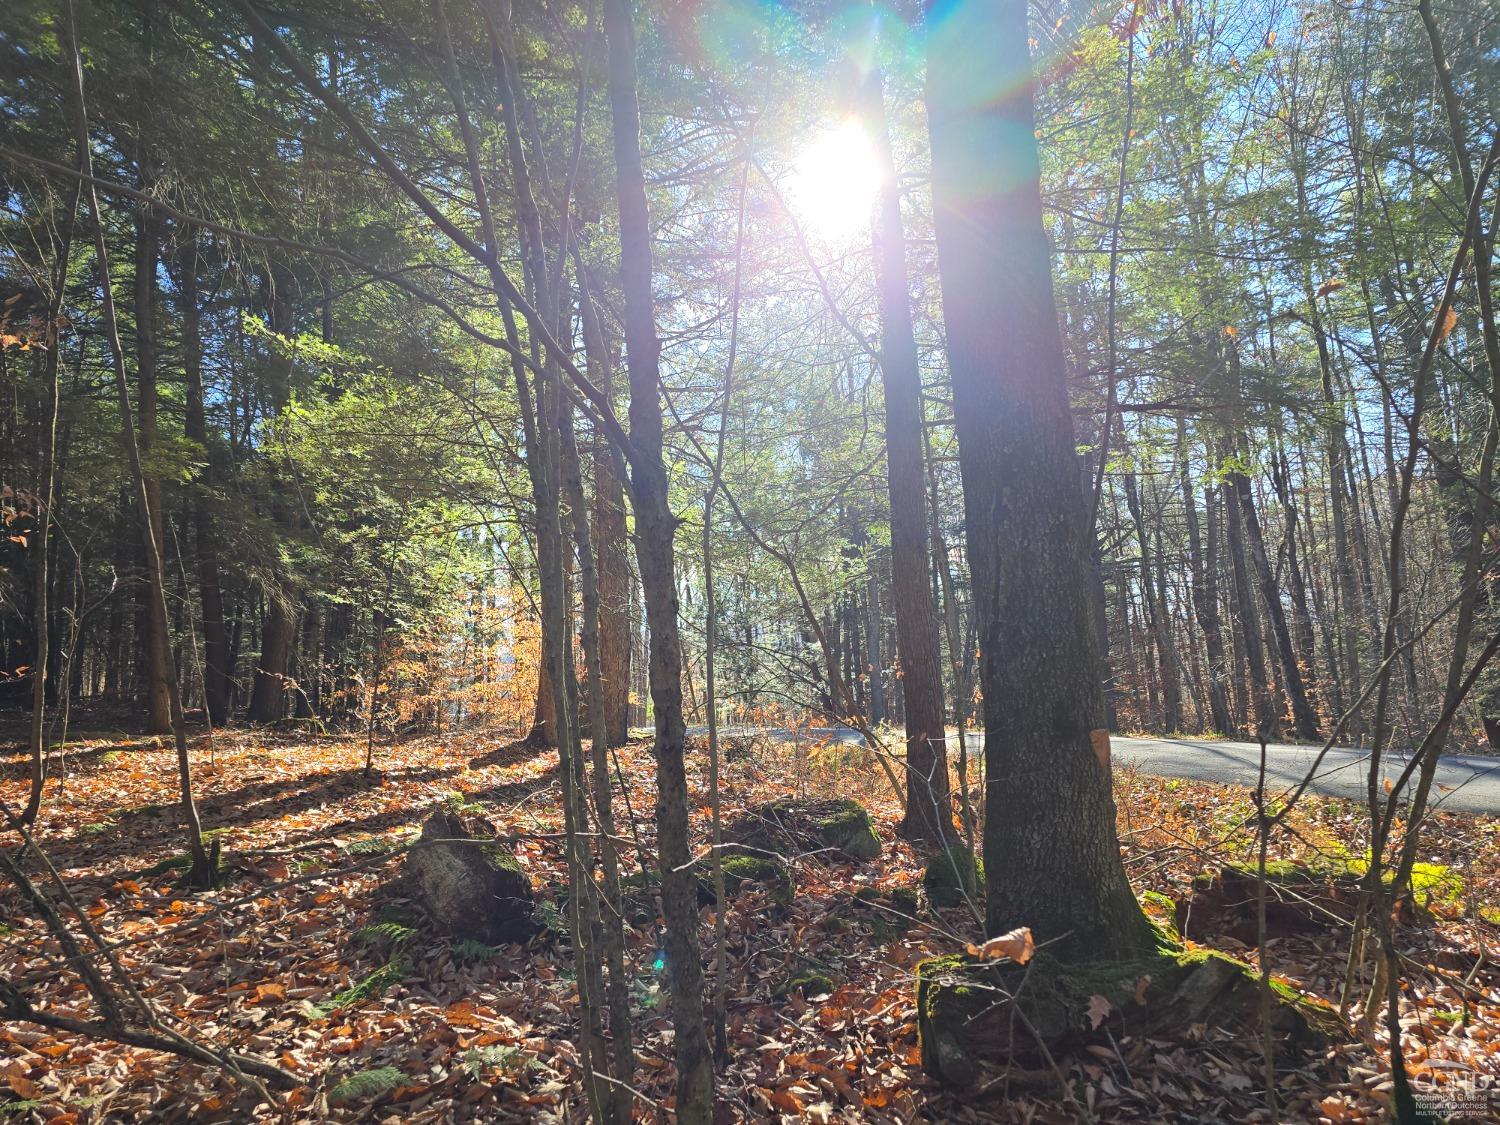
(330, 1065, 406, 1102)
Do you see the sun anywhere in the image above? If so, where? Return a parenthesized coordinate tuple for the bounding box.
(785, 118, 882, 244)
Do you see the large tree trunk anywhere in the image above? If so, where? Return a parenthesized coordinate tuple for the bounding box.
(178, 234, 231, 725)
(603, 0, 714, 1115)
(862, 58, 951, 846)
(924, 0, 1154, 959)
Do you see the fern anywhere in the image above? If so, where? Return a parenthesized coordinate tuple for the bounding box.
(330, 1065, 406, 1102)
(459, 1045, 529, 1078)
(0, 1101, 45, 1116)
(452, 938, 497, 962)
(343, 833, 405, 856)
(311, 957, 409, 1017)
(355, 920, 416, 948)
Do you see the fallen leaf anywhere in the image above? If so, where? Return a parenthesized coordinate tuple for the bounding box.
(965, 926, 1034, 965)
(1086, 994, 1112, 1030)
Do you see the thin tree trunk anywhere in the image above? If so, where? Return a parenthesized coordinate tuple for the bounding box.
(133, 84, 170, 736)
(1181, 423, 1232, 734)
(65, 0, 211, 886)
(862, 53, 951, 845)
(577, 261, 632, 747)
(1222, 455, 1276, 738)
(603, 0, 714, 1115)
(245, 264, 298, 723)
(20, 176, 79, 826)
(1227, 461, 1319, 741)
(178, 233, 231, 726)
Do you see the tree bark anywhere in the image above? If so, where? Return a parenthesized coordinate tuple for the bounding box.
(1181, 428, 1232, 735)
(577, 263, 632, 747)
(925, 0, 1154, 958)
(1221, 453, 1276, 738)
(862, 57, 951, 846)
(603, 0, 714, 1116)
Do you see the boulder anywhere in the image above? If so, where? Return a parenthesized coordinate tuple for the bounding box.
(704, 854, 795, 906)
(404, 809, 536, 944)
(724, 798, 881, 862)
(923, 844, 982, 908)
(916, 937, 1344, 1088)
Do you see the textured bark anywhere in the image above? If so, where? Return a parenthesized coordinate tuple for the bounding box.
(604, 0, 714, 1114)
(925, 0, 1154, 959)
(178, 235, 231, 725)
(862, 61, 951, 845)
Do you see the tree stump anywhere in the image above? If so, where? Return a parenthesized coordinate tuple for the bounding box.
(404, 809, 537, 944)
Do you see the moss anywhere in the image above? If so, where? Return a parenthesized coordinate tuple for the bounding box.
(812, 799, 881, 860)
(916, 942, 1345, 1087)
(853, 886, 881, 903)
(890, 887, 920, 915)
(923, 845, 982, 908)
(776, 970, 834, 998)
(719, 855, 794, 905)
(1139, 890, 1181, 948)
(481, 841, 525, 877)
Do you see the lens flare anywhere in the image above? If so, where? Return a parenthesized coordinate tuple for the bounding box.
(784, 118, 881, 244)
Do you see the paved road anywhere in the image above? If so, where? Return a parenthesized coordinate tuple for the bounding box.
(700, 726, 1500, 817)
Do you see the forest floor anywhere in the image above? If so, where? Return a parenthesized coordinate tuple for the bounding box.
(2, 723, 1498, 1122)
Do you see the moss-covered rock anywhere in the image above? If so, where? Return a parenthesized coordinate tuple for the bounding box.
(923, 845, 983, 908)
(775, 970, 835, 998)
(724, 798, 881, 862)
(680, 853, 796, 907)
(890, 886, 920, 916)
(718, 854, 795, 905)
(916, 942, 1343, 1088)
(404, 809, 537, 945)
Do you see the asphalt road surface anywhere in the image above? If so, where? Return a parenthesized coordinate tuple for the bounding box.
(701, 726, 1500, 817)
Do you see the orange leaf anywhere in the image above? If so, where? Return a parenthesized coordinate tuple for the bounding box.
(253, 982, 287, 1003)
(7, 1075, 42, 1100)
(767, 1087, 804, 1115)
(965, 926, 1034, 965)
(1134, 974, 1151, 1005)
